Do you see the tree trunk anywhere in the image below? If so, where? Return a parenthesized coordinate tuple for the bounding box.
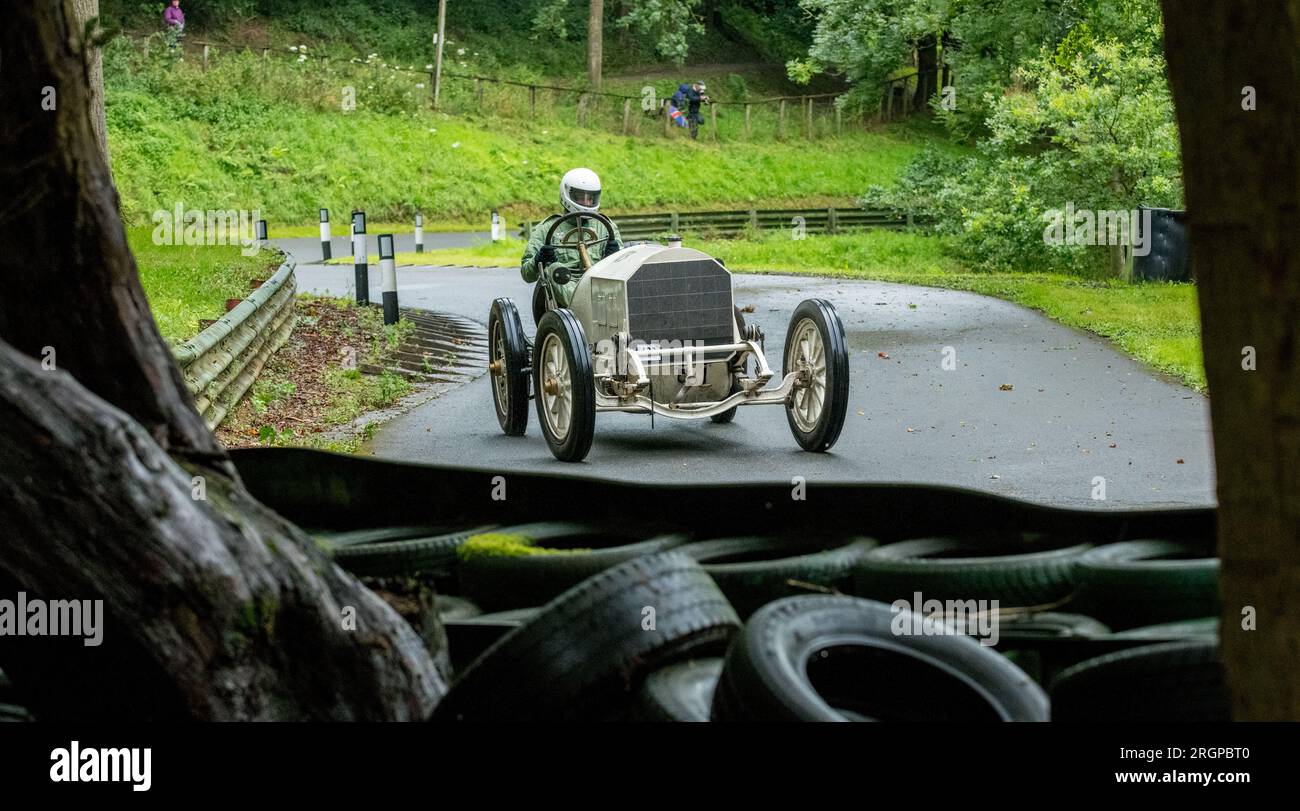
(588, 0, 604, 90)
(0, 0, 444, 721)
(913, 34, 938, 112)
(70, 0, 108, 163)
(1160, 0, 1300, 719)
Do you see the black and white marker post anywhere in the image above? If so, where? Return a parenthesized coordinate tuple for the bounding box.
(491, 209, 501, 242)
(352, 210, 369, 305)
(319, 208, 332, 261)
(255, 219, 268, 251)
(379, 234, 399, 325)
(414, 213, 424, 253)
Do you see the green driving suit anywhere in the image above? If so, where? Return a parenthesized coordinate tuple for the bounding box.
(521, 214, 623, 308)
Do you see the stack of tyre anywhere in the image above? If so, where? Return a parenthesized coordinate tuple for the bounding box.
(316, 525, 1224, 722)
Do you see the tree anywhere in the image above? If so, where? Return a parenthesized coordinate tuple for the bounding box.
(589, 0, 604, 88)
(0, 1, 444, 720)
(71, 0, 109, 162)
(1160, 0, 1300, 720)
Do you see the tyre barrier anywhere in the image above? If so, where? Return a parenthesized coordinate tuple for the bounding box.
(710, 596, 1050, 722)
(1070, 539, 1220, 629)
(632, 659, 724, 722)
(174, 257, 297, 429)
(433, 552, 740, 721)
(1049, 640, 1229, 722)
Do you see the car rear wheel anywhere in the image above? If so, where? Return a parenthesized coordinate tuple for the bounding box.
(783, 299, 849, 452)
(534, 309, 596, 462)
(488, 298, 529, 436)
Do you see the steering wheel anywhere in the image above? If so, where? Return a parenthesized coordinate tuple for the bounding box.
(543, 211, 618, 273)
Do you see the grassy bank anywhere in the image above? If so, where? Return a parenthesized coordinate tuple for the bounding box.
(395, 230, 1205, 390)
(104, 41, 955, 228)
(129, 226, 282, 344)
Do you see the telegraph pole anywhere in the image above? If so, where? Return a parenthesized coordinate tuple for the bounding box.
(433, 0, 448, 110)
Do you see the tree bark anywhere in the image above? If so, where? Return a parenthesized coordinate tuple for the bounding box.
(0, 1, 445, 720)
(1160, 0, 1300, 719)
(69, 0, 108, 163)
(588, 0, 604, 90)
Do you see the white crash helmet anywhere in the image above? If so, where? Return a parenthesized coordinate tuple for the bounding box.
(560, 168, 602, 214)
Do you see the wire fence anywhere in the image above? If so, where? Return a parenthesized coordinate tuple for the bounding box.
(152, 34, 943, 142)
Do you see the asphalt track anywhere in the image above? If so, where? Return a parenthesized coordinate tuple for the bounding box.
(280, 241, 1215, 509)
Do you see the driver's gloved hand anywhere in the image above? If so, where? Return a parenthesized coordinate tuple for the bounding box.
(537, 245, 557, 265)
(606, 240, 622, 255)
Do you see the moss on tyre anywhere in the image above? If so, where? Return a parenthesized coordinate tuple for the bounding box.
(710, 595, 1048, 722)
(332, 524, 498, 577)
(678, 535, 878, 618)
(1072, 539, 1219, 629)
(852, 535, 1090, 608)
(432, 552, 740, 722)
(1049, 640, 1228, 722)
(457, 523, 690, 611)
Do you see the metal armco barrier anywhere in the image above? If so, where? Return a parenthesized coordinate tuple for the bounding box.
(174, 258, 298, 429)
(519, 207, 911, 242)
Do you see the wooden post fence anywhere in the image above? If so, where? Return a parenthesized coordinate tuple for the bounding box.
(622, 98, 632, 134)
(744, 104, 751, 139)
(778, 99, 787, 139)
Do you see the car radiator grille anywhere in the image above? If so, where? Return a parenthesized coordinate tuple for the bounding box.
(625, 259, 733, 348)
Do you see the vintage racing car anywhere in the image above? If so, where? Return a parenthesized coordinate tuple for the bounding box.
(488, 211, 850, 462)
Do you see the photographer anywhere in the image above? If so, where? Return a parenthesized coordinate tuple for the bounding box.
(673, 81, 712, 140)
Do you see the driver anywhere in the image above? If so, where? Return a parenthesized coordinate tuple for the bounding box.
(521, 168, 623, 308)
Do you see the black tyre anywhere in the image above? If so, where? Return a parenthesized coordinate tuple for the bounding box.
(533, 309, 596, 462)
(632, 659, 723, 722)
(458, 523, 690, 611)
(315, 524, 449, 549)
(1072, 539, 1219, 629)
(488, 297, 529, 436)
(1111, 616, 1218, 641)
(442, 608, 542, 673)
(332, 524, 498, 577)
(852, 535, 1091, 608)
(710, 596, 1048, 722)
(783, 299, 850, 452)
(432, 552, 740, 721)
(1049, 640, 1228, 721)
(436, 595, 483, 621)
(678, 535, 878, 617)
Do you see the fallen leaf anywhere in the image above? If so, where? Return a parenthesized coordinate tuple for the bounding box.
(906, 427, 915, 433)
(877, 351, 890, 359)
(999, 384, 1014, 391)
(1176, 458, 1185, 464)
(740, 304, 756, 313)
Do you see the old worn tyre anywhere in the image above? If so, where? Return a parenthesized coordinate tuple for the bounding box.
(1111, 616, 1218, 641)
(1049, 640, 1228, 721)
(784, 299, 849, 452)
(332, 524, 498, 577)
(316, 525, 449, 549)
(710, 596, 1048, 722)
(458, 523, 690, 611)
(432, 552, 740, 721)
(442, 607, 542, 673)
(678, 535, 878, 617)
(632, 659, 724, 722)
(1072, 539, 1219, 629)
(852, 535, 1091, 608)
(489, 297, 530, 436)
(533, 309, 596, 462)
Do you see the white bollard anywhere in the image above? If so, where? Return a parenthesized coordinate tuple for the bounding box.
(415, 213, 424, 253)
(491, 209, 501, 242)
(352, 210, 369, 305)
(379, 234, 399, 325)
(319, 208, 332, 261)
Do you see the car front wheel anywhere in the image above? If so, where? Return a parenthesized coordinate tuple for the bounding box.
(783, 299, 850, 452)
(533, 309, 596, 462)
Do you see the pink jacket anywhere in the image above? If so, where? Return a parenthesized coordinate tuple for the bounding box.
(164, 6, 185, 27)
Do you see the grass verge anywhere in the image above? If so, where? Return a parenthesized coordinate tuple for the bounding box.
(216, 296, 416, 453)
(130, 226, 283, 344)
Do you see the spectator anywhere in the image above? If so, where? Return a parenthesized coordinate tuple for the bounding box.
(164, 0, 185, 52)
(672, 81, 711, 140)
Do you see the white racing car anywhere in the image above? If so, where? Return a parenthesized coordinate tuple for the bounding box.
(488, 211, 850, 462)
